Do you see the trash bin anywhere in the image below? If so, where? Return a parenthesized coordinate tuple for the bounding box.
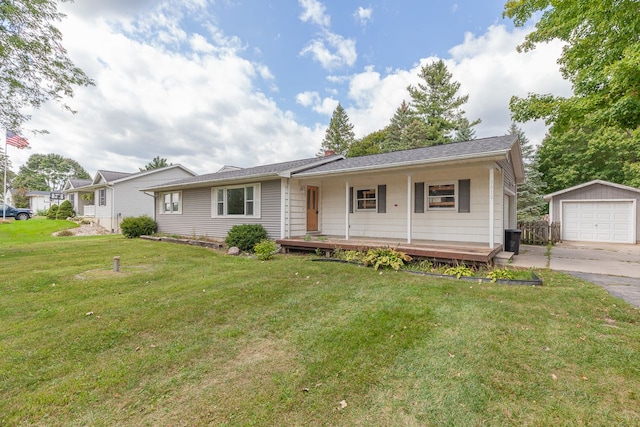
(504, 229, 522, 255)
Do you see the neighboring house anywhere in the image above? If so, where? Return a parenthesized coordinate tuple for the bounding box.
(544, 180, 640, 244)
(26, 190, 63, 213)
(65, 165, 197, 232)
(63, 179, 93, 216)
(144, 135, 524, 257)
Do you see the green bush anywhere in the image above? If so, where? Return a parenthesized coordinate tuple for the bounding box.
(225, 224, 268, 252)
(46, 204, 59, 220)
(444, 264, 475, 279)
(56, 200, 75, 219)
(362, 247, 412, 270)
(254, 239, 277, 260)
(120, 215, 157, 238)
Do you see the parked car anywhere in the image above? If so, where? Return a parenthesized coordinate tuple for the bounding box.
(0, 203, 33, 220)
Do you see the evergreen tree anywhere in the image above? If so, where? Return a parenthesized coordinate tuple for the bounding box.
(407, 60, 480, 144)
(140, 156, 171, 171)
(509, 124, 546, 221)
(383, 100, 418, 152)
(453, 117, 477, 142)
(319, 103, 356, 156)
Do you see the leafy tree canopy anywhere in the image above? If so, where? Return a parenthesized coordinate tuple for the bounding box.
(0, 0, 94, 131)
(13, 153, 90, 191)
(347, 130, 385, 157)
(140, 156, 171, 171)
(504, 0, 640, 190)
(319, 103, 355, 156)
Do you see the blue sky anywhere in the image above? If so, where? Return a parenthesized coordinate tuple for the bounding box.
(11, 0, 571, 176)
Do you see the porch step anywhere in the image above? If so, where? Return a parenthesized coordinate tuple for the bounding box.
(494, 251, 514, 266)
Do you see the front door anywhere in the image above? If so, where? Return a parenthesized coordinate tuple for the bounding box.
(306, 186, 319, 232)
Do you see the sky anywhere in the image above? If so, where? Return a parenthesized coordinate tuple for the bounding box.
(9, 0, 572, 177)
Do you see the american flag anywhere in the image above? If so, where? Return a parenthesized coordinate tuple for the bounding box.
(6, 130, 29, 149)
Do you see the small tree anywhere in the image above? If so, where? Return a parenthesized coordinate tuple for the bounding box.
(56, 200, 75, 219)
(140, 156, 171, 171)
(318, 103, 356, 156)
(46, 204, 58, 220)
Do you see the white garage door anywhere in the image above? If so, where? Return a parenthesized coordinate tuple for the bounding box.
(562, 201, 634, 243)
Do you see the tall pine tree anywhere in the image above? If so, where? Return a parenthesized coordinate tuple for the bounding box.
(407, 60, 480, 144)
(319, 103, 355, 156)
(509, 124, 546, 221)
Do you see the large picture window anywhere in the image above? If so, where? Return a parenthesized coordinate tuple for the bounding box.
(213, 184, 260, 217)
(161, 191, 181, 214)
(428, 183, 456, 209)
(356, 188, 377, 211)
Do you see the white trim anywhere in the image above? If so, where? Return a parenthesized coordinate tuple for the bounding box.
(559, 199, 636, 244)
(427, 181, 457, 211)
(544, 179, 640, 201)
(159, 190, 182, 215)
(354, 186, 377, 212)
(280, 178, 287, 239)
(345, 181, 350, 240)
(407, 175, 412, 244)
(489, 168, 495, 248)
(211, 183, 261, 218)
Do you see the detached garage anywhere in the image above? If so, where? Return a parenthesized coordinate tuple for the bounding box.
(545, 180, 640, 244)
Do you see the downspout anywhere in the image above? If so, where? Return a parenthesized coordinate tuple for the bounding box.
(108, 184, 115, 233)
(281, 178, 287, 239)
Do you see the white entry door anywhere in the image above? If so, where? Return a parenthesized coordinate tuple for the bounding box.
(562, 201, 634, 243)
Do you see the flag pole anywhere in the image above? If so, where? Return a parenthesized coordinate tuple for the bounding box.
(3, 129, 7, 221)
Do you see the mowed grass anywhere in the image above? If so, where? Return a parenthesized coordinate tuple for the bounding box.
(1, 219, 639, 426)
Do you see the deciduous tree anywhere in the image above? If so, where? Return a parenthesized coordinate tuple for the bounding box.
(0, 0, 94, 131)
(13, 153, 90, 191)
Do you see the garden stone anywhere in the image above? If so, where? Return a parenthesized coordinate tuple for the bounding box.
(227, 246, 241, 256)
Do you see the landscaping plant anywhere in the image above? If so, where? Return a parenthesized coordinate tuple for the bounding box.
(120, 215, 157, 238)
(254, 239, 277, 260)
(225, 224, 268, 252)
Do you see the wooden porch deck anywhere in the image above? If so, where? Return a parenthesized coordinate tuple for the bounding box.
(276, 236, 503, 263)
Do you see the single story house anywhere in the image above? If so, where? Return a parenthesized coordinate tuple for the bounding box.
(544, 180, 640, 244)
(143, 135, 524, 261)
(26, 190, 63, 213)
(64, 165, 197, 233)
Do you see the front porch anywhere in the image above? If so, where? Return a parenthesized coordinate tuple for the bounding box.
(276, 236, 504, 263)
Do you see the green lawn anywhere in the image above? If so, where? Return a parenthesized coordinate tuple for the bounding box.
(1, 219, 639, 426)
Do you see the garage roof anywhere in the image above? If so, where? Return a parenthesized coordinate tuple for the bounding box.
(544, 180, 640, 201)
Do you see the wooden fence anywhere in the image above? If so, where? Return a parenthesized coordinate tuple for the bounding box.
(517, 221, 561, 245)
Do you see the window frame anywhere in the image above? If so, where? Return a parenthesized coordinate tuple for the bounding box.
(427, 182, 457, 210)
(160, 191, 182, 214)
(98, 189, 107, 206)
(212, 183, 261, 218)
(355, 187, 377, 212)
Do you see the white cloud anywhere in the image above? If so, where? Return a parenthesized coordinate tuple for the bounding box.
(295, 91, 338, 115)
(300, 31, 357, 70)
(296, 91, 321, 107)
(354, 6, 373, 26)
(341, 25, 571, 146)
(298, 0, 330, 28)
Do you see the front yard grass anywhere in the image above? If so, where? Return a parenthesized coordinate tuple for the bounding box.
(1, 219, 639, 425)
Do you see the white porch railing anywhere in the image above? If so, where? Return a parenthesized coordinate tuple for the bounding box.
(83, 205, 95, 217)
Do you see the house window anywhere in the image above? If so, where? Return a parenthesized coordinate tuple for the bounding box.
(162, 192, 181, 214)
(356, 188, 377, 211)
(69, 194, 75, 208)
(98, 189, 107, 206)
(213, 184, 260, 217)
(428, 183, 456, 209)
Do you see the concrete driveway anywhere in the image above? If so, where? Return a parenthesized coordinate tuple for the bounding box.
(511, 242, 640, 307)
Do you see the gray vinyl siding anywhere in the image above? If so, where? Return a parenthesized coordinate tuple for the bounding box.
(155, 179, 282, 239)
(549, 183, 640, 242)
(497, 159, 516, 195)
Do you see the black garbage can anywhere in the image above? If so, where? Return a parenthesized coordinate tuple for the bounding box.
(504, 229, 522, 255)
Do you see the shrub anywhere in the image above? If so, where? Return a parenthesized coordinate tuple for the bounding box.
(254, 239, 277, 260)
(486, 268, 516, 282)
(362, 247, 412, 270)
(56, 229, 74, 237)
(444, 263, 475, 279)
(46, 204, 59, 220)
(56, 200, 75, 219)
(225, 224, 268, 252)
(120, 215, 157, 238)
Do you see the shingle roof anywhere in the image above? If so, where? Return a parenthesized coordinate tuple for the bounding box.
(69, 179, 92, 188)
(98, 170, 134, 182)
(294, 135, 517, 176)
(145, 156, 341, 190)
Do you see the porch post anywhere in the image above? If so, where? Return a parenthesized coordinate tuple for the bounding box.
(345, 180, 350, 240)
(489, 167, 495, 248)
(407, 174, 412, 244)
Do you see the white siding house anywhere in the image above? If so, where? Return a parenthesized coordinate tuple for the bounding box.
(144, 135, 525, 257)
(65, 165, 196, 232)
